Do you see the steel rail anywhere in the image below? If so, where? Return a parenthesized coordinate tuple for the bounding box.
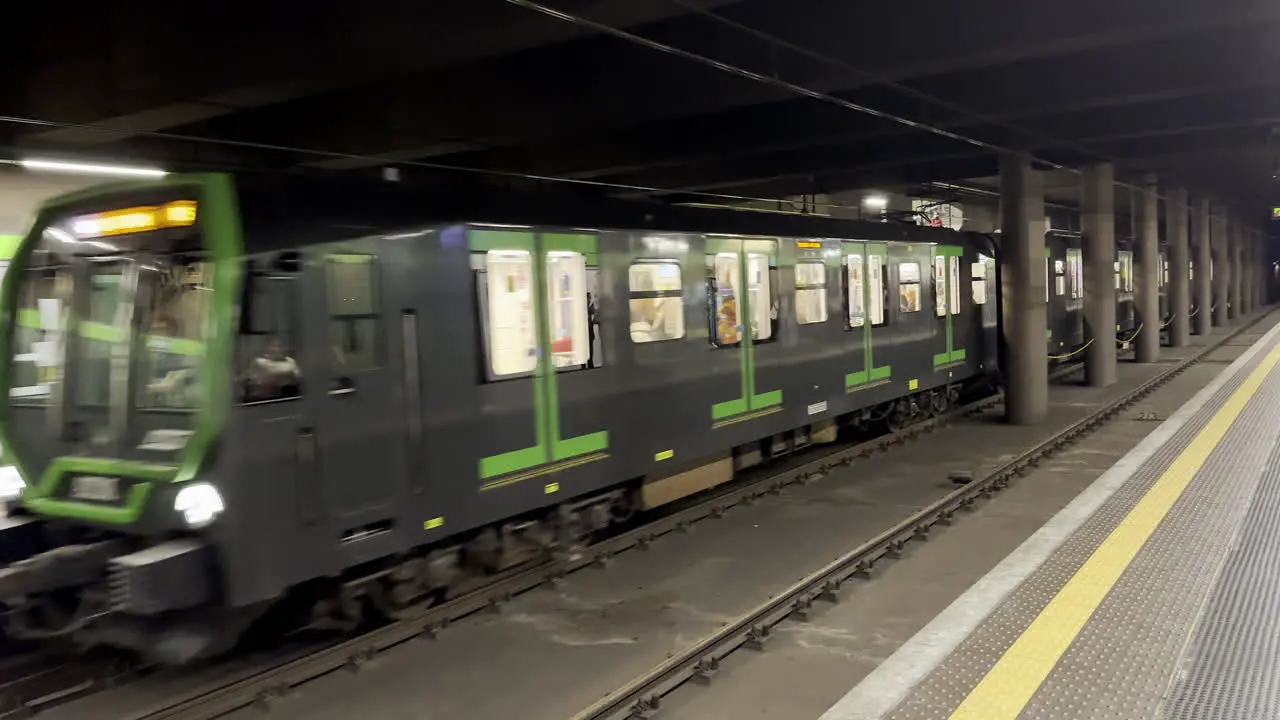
(121, 368, 1098, 719)
(569, 308, 1278, 720)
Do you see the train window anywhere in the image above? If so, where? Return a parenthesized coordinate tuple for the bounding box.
(868, 253, 886, 326)
(1066, 249, 1083, 299)
(237, 271, 303, 404)
(899, 262, 922, 313)
(1115, 260, 1122, 290)
(1160, 253, 1169, 287)
(1054, 259, 1066, 297)
(545, 251, 591, 368)
(138, 260, 214, 410)
(795, 261, 827, 325)
(846, 253, 865, 327)
(1118, 251, 1134, 292)
(949, 256, 961, 314)
(629, 260, 685, 343)
(709, 250, 777, 345)
(971, 261, 988, 305)
(710, 253, 742, 345)
(1189, 259, 1195, 281)
(1045, 257, 1050, 302)
(933, 257, 947, 317)
(483, 249, 537, 377)
(746, 252, 776, 341)
(11, 264, 69, 406)
(326, 254, 382, 373)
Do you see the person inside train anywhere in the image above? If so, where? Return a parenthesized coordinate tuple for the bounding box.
(245, 336, 302, 400)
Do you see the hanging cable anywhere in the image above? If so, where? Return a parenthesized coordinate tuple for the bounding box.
(503, 0, 1205, 209)
(664, 0, 1115, 167)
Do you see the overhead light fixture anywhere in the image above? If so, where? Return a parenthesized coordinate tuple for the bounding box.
(863, 194, 889, 210)
(19, 158, 167, 179)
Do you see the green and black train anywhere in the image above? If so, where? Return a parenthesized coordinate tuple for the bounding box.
(0, 172, 1111, 662)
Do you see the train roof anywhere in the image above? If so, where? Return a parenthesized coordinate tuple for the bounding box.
(229, 171, 990, 255)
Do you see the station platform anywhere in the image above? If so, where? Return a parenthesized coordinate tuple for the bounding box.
(819, 316, 1280, 720)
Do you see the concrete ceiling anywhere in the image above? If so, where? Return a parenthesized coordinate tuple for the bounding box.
(4, 0, 1279, 222)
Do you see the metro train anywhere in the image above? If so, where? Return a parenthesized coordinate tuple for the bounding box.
(0, 173, 1152, 663)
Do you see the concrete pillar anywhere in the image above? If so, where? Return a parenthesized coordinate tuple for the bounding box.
(1259, 231, 1269, 308)
(1165, 188, 1190, 346)
(1193, 198, 1213, 336)
(1213, 207, 1230, 327)
(1242, 228, 1253, 315)
(1081, 164, 1117, 386)
(999, 153, 1048, 424)
(1134, 177, 1160, 362)
(1230, 215, 1243, 320)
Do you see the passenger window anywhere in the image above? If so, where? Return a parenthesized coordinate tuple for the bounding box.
(629, 260, 685, 343)
(899, 262, 922, 313)
(710, 253, 742, 345)
(238, 270, 303, 404)
(1054, 259, 1066, 297)
(481, 249, 536, 377)
(326, 254, 382, 373)
(846, 253, 865, 328)
(545, 250, 591, 368)
(1119, 251, 1134, 292)
(1066, 249, 1083, 299)
(949, 256, 961, 314)
(1160, 253, 1169, 287)
(972, 261, 988, 305)
(933, 257, 947, 317)
(869, 253, 886, 326)
(795, 260, 827, 325)
(746, 252, 776, 341)
(708, 250, 778, 345)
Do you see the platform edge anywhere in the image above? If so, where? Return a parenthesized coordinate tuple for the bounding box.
(815, 320, 1280, 720)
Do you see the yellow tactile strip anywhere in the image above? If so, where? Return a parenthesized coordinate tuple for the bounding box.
(945, 343, 1280, 719)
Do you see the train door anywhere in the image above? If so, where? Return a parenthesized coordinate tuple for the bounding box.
(931, 245, 965, 371)
(1158, 251, 1169, 325)
(842, 241, 890, 391)
(470, 229, 609, 496)
(705, 235, 781, 427)
(1064, 247, 1084, 349)
(313, 245, 409, 563)
(1116, 249, 1136, 335)
(1047, 246, 1065, 354)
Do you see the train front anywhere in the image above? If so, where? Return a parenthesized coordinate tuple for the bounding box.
(0, 175, 241, 661)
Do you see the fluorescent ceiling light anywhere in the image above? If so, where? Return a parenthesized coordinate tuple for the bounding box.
(19, 159, 167, 178)
(863, 194, 889, 210)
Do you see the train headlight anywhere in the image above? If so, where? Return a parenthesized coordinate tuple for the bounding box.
(174, 482, 225, 529)
(0, 465, 24, 503)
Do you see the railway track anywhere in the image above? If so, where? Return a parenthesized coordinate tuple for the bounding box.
(0, 650, 133, 720)
(2, 326, 1225, 720)
(569, 310, 1280, 720)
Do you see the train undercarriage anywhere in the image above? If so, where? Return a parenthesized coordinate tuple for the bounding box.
(0, 382, 972, 666)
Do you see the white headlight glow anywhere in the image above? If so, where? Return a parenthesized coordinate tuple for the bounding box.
(174, 482, 225, 529)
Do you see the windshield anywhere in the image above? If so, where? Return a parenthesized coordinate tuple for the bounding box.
(8, 221, 212, 463)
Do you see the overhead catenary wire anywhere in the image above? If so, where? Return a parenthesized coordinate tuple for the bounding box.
(503, 0, 1221, 215)
(665, 0, 1117, 168)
